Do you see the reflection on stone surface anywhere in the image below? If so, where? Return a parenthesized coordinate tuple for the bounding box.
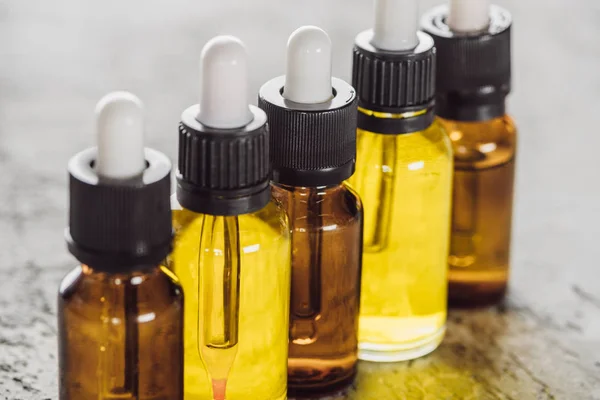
(291, 309, 511, 400)
(291, 304, 600, 399)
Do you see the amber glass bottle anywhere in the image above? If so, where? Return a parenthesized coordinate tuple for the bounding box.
(441, 116, 516, 305)
(271, 184, 362, 391)
(59, 265, 183, 399)
(59, 92, 182, 399)
(422, 4, 516, 306)
(259, 26, 362, 393)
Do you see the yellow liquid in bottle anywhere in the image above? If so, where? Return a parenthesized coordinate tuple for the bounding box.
(170, 199, 291, 400)
(348, 117, 453, 362)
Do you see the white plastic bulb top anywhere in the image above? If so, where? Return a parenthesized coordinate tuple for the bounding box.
(283, 26, 333, 104)
(197, 36, 253, 129)
(372, 0, 419, 51)
(95, 91, 146, 180)
(448, 0, 490, 32)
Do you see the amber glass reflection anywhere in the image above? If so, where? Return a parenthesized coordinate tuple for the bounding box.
(440, 115, 517, 306)
(273, 184, 362, 392)
(58, 265, 184, 400)
(272, 183, 363, 392)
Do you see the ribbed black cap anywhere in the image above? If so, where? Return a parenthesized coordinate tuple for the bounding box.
(66, 148, 172, 273)
(352, 31, 436, 134)
(176, 104, 271, 215)
(258, 76, 357, 187)
(421, 5, 512, 121)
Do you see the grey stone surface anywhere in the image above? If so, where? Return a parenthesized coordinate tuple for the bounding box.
(0, 0, 599, 398)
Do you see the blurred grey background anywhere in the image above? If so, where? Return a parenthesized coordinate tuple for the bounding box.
(0, 0, 599, 398)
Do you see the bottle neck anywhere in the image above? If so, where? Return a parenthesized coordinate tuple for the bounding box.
(272, 164, 355, 188)
(81, 263, 161, 277)
(435, 93, 507, 122)
(271, 183, 348, 214)
(176, 179, 271, 217)
(273, 182, 343, 193)
(356, 103, 435, 135)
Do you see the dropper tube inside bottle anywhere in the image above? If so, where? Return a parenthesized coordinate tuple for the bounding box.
(421, 1, 515, 306)
(95, 92, 147, 397)
(61, 90, 179, 399)
(443, 0, 490, 259)
(350, 0, 452, 363)
(199, 216, 240, 400)
(282, 26, 334, 326)
(355, 0, 423, 252)
(174, 30, 288, 399)
(195, 35, 252, 400)
(259, 25, 361, 392)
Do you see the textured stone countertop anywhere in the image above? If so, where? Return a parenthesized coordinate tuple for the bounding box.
(0, 0, 599, 399)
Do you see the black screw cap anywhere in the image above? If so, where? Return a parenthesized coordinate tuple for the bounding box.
(176, 105, 271, 216)
(352, 31, 437, 134)
(421, 4, 512, 121)
(258, 76, 357, 187)
(66, 148, 172, 272)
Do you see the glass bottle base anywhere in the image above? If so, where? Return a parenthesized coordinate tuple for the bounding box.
(358, 325, 445, 362)
(288, 367, 355, 397)
(448, 268, 508, 308)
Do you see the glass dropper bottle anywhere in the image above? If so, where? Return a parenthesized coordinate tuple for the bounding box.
(348, 0, 453, 362)
(169, 36, 291, 400)
(422, 0, 516, 306)
(259, 26, 362, 393)
(58, 92, 183, 399)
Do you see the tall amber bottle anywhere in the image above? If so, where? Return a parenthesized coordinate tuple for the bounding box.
(259, 26, 363, 392)
(170, 37, 291, 400)
(348, 1, 453, 362)
(58, 92, 183, 399)
(422, 3, 516, 306)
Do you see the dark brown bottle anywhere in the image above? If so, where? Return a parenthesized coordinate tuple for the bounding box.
(258, 26, 362, 393)
(271, 184, 362, 391)
(58, 92, 183, 399)
(441, 116, 516, 305)
(58, 265, 183, 400)
(422, 4, 517, 306)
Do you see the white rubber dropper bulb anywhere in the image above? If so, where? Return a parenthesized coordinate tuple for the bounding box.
(448, 0, 490, 32)
(197, 36, 253, 129)
(372, 0, 419, 51)
(283, 26, 333, 104)
(95, 91, 146, 180)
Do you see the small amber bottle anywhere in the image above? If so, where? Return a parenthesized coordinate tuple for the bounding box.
(422, 3, 516, 306)
(348, 0, 453, 362)
(259, 26, 363, 392)
(58, 92, 183, 399)
(170, 37, 291, 400)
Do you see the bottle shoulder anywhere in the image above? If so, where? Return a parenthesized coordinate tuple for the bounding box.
(172, 198, 290, 243)
(426, 119, 455, 156)
(59, 265, 183, 309)
(271, 183, 362, 229)
(58, 265, 85, 300)
(339, 182, 364, 223)
(357, 121, 454, 162)
(252, 198, 290, 225)
(341, 182, 363, 211)
(438, 115, 516, 169)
